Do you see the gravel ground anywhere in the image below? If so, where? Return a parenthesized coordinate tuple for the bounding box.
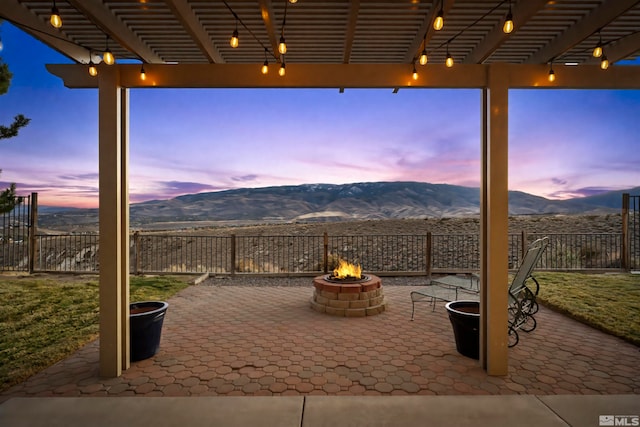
(203, 275, 443, 287)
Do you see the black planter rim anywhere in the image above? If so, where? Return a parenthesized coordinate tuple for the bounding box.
(130, 301, 169, 318)
(445, 300, 480, 317)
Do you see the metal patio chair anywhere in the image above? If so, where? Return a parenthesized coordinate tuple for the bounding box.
(507, 236, 549, 347)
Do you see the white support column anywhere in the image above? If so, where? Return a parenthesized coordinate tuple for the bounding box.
(480, 64, 510, 375)
(98, 66, 126, 377)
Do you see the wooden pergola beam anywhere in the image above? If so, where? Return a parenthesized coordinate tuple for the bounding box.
(47, 63, 640, 90)
(0, 1, 90, 63)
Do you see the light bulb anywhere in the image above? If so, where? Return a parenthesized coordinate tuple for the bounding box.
(445, 53, 454, 68)
(261, 60, 269, 75)
(289, 0, 298, 3)
(50, 6, 62, 28)
(88, 63, 98, 77)
(278, 36, 287, 55)
(412, 65, 418, 80)
(548, 68, 555, 82)
(279, 62, 286, 76)
(600, 55, 609, 70)
(503, 12, 513, 34)
(419, 50, 428, 65)
(140, 65, 146, 81)
(103, 49, 114, 65)
(433, 10, 444, 31)
(592, 44, 602, 58)
(230, 29, 239, 48)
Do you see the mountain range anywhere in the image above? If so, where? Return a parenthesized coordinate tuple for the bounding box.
(36, 182, 637, 230)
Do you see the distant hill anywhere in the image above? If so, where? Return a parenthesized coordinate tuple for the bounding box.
(36, 182, 638, 231)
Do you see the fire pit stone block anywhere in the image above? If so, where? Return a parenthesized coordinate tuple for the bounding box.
(310, 274, 387, 317)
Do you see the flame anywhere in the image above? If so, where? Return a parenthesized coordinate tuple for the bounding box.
(332, 259, 362, 280)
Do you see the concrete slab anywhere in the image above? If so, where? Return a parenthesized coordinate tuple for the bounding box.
(539, 395, 640, 427)
(302, 395, 569, 427)
(0, 397, 303, 427)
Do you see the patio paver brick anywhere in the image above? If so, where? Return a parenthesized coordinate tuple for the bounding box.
(2, 278, 639, 402)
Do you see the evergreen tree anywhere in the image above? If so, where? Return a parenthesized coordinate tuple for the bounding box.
(0, 30, 31, 213)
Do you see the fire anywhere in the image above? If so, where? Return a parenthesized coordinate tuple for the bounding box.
(332, 259, 362, 280)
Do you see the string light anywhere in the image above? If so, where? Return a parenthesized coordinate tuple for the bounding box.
(412, 64, 418, 80)
(279, 60, 286, 76)
(592, 32, 603, 58)
(230, 20, 239, 48)
(433, 0, 444, 31)
(278, 35, 287, 55)
(600, 54, 609, 70)
(261, 49, 269, 74)
(103, 36, 114, 65)
(419, 48, 428, 65)
(503, 0, 514, 34)
(418, 32, 428, 65)
(140, 63, 146, 81)
(279, 0, 289, 55)
(222, 0, 281, 76)
(548, 63, 555, 82)
(50, 0, 62, 29)
(88, 56, 98, 77)
(445, 44, 454, 67)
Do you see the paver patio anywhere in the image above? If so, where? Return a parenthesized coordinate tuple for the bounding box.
(2, 277, 638, 401)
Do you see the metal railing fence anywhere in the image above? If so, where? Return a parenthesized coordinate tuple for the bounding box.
(19, 231, 626, 274)
(36, 234, 99, 272)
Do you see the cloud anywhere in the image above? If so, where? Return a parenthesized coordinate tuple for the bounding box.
(548, 186, 619, 199)
(231, 174, 258, 182)
(551, 178, 567, 186)
(58, 173, 99, 181)
(157, 181, 222, 193)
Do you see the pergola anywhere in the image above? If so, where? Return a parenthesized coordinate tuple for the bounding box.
(2, 0, 639, 378)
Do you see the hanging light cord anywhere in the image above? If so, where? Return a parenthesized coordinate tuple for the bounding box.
(429, 0, 509, 55)
(222, 0, 278, 60)
(552, 28, 640, 64)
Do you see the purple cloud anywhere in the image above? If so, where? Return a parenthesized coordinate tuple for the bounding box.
(231, 174, 259, 182)
(548, 186, 618, 199)
(58, 173, 99, 181)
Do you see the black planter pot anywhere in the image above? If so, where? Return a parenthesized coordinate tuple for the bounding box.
(130, 301, 169, 362)
(445, 300, 480, 360)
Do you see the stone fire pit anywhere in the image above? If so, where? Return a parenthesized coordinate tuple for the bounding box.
(310, 274, 387, 317)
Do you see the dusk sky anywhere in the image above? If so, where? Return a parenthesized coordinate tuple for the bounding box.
(1, 23, 639, 208)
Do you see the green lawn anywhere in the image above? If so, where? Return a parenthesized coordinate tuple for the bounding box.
(0, 274, 191, 393)
(534, 272, 640, 346)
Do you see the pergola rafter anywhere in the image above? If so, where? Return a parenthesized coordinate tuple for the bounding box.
(524, 0, 639, 64)
(67, 0, 163, 63)
(165, 0, 225, 64)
